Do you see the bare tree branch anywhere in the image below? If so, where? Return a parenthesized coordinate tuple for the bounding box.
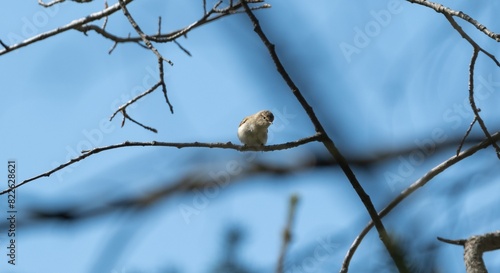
(118, 0, 173, 66)
(158, 59, 173, 113)
(2, 0, 270, 57)
(75, 0, 269, 46)
(0, 39, 8, 50)
(467, 48, 500, 158)
(442, 13, 500, 67)
(38, 0, 93, 6)
(117, 0, 174, 120)
(120, 109, 158, 133)
(3, 132, 492, 232)
(102, 0, 109, 30)
(407, 0, 500, 43)
(340, 131, 500, 273)
(72, 1, 269, 130)
(108, 62, 169, 131)
(174, 40, 192, 56)
(0, 134, 322, 195)
(0, 0, 133, 55)
(38, 0, 66, 7)
(239, 2, 410, 272)
(6, 2, 500, 272)
(437, 237, 466, 246)
(110, 82, 162, 122)
(7, 134, 493, 232)
(457, 116, 477, 156)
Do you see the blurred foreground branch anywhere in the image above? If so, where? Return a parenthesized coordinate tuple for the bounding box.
(276, 194, 299, 273)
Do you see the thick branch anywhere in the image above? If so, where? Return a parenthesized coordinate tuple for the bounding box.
(239, 2, 409, 272)
(438, 231, 500, 273)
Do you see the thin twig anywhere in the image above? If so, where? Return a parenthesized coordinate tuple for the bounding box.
(151, 1, 270, 43)
(108, 42, 118, 54)
(102, 0, 109, 30)
(158, 0, 223, 42)
(467, 48, 500, 158)
(83, 0, 270, 129)
(340, 131, 500, 273)
(239, 2, 409, 272)
(437, 237, 466, 246)
(276, 194, 299, 273)
(157, 16, 162, 35)
(0, 134, 323, 195)
(457, 116, 477, 156)
(437, 232, 500, 273)
(0, 40, 9, 50)
(174, 40, 192, 56)
(109, 79, 170, 130)
(118, 0, 174, 118)
(110, 82, 162, 121)
(38, 0, 65, 7)
(118, 0, 173, 66)
(121, 109, 158, 133)
(158, 60, 174, 114)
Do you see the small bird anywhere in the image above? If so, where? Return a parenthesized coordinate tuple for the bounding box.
(238, 110, 274, 146)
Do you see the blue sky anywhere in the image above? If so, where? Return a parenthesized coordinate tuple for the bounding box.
(1, 0, 500, 272)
